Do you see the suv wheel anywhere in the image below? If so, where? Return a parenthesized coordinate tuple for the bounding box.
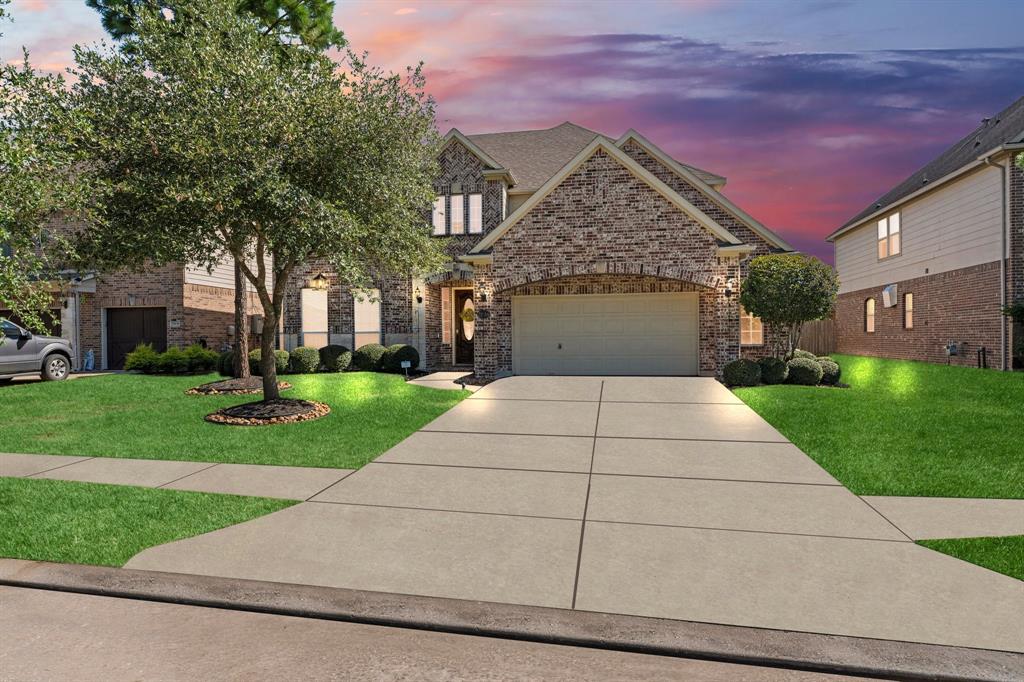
(42, 354, 70, 381)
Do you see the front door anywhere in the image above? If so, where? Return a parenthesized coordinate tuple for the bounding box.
(454, 289, 474, 366)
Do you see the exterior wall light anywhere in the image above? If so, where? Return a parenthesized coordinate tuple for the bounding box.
(309, 272, 329, 291)
(723, 278, 737, 298)
(414, 286, 423, 304)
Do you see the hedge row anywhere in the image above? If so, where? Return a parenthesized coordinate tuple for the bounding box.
(722, 352, 842, 388)
(124, 343, 220, 374)
(211, 343, 419, 377)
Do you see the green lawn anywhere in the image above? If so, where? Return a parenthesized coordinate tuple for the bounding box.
(0, 477, 293, 566)
(734, 355, 1023, 498)
(0, 372, 466, 469)
(919, 536, 1024, 581)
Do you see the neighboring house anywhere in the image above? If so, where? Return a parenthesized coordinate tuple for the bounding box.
(828, 96, 1024, 370)
(281, 122, 793, 380)
(5, 215, 271, 370)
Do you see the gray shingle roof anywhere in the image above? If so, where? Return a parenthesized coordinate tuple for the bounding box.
(467, 122, 724, 192)
(838, 95, 1024, 233)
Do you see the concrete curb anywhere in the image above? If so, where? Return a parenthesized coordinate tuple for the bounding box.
(1, 559, 1021, 681)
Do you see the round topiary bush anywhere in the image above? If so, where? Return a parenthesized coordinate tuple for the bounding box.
(722, 358, 761, 387)
(786, 357, 823, 385)
(248, 349, 290, 375)
(319, 344, 352, 372)
(381, 344, 420, 373)
(791, 349, 817, 360)
(352, 343, 387, 371)
(758, 356, 789, 385)
(289, 346, 320, 374)
(817, 357, 841, 385)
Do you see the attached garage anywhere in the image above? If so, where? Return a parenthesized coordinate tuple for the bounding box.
(106, 307, 167, 369)
(512, 292, 698, 376)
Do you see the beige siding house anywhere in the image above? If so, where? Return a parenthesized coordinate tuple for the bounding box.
(828, 95, 1024, 369)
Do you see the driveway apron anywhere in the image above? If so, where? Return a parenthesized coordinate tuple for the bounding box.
(126, 376, 1024, 653)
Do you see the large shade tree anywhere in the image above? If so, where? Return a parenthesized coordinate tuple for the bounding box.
(87, 0, 347, 379)
(0, 0, 88, 333)
(72, 0, 445, 399)
(739, 253, 839, 359)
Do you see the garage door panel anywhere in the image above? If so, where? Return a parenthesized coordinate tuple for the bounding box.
(513, 293, 698, 376)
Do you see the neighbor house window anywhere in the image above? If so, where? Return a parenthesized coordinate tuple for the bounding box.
(354, 288, 381, 348)
(877, 211, 901, 259)
(432, 197, 446, 235)
(740, 306, 763, 346)
(300, 288, 328, 348)
(450, 194, 464, 234)
(904, 293, 914, 329)
(468, 193, 483, 234)
(865, 298, 875, 333)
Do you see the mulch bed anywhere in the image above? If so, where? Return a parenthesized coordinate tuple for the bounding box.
(186, 377, 292, 396)
(205, 399, 330, 426)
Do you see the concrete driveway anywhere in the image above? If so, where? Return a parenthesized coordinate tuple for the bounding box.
(127, 376, 1024, 653)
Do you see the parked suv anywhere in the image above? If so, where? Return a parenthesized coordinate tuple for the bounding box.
(0, 318, 73, 382)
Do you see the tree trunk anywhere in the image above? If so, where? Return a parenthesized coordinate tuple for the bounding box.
(232, 258, 250, 379)
(260, 305, 280, 400)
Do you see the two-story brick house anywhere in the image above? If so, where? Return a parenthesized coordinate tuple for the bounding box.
(828, 96, 1024, 370)
(281, 122, 794, 380)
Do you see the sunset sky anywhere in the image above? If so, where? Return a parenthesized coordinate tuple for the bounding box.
(3, 0, 1023, 261)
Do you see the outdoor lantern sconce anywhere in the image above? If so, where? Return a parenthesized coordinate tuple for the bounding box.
(414, 286, 423, 304)
(479, 292, 487, 302)
(723, 278, 737, 298)
(309, 272, 329, 291)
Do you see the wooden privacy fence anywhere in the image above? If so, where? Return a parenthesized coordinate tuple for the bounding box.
(799, 319, 836, 356)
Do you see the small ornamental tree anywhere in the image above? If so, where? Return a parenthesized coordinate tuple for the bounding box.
(71, 0, 446, 400)
(739, 254, 838, 359)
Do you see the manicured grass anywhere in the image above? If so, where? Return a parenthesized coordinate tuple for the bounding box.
(0, 477, 293, 566)
(0, 372, 466, 469)
(734, 355, 1023, 498)
(918, 536, 1024, 582)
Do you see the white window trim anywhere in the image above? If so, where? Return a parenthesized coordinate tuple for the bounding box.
(468, 193, 483, 234)
(876, 211, 901, 260)
(740, 306, 763, 346)
(450, 193, 465, 235)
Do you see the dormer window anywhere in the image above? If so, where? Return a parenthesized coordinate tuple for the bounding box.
(877, 211, 900, 259)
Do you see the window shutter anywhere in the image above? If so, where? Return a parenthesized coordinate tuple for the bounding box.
(441, 287, 451, 344)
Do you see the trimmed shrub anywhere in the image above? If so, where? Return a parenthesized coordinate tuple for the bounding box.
(248, 349, 290, 375)
(381, 344, 420, 373)
(817, 357, 841, 385)
(786, 357, 823, 385)
(184, 344, 219, 373)
(722, 358, 761, 387)
(157, 347, 190, 374)
(289, 346, 320, 374)
(791, 349, 817, 360)
(758, 356, 789, 385)
(218, 351, 234, 377)
(124, 343, 160, 373)
(319, 344, 352, 372)
(352, 343, 387, 371)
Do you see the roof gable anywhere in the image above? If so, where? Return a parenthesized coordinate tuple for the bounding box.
(615, 130, 793, 252)
(470, 137, 741, 254)
(466, 122, 599, 192)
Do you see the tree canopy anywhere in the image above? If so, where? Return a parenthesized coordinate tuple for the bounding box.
(739, 253, 838, 358)
(0, 0, 88, 332)
(71, 0, 444, 397)
(86, 0, 344, 48)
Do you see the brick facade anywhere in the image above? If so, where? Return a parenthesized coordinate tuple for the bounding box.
(835, 261, 1004, 367)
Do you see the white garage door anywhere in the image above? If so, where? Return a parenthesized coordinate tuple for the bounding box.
(512, 292, 698, 376)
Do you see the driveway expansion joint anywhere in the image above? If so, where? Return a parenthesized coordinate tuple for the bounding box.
(571, 380, 604, 610)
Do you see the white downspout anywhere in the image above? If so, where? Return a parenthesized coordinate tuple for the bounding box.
(983, 155, 1009, 370)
